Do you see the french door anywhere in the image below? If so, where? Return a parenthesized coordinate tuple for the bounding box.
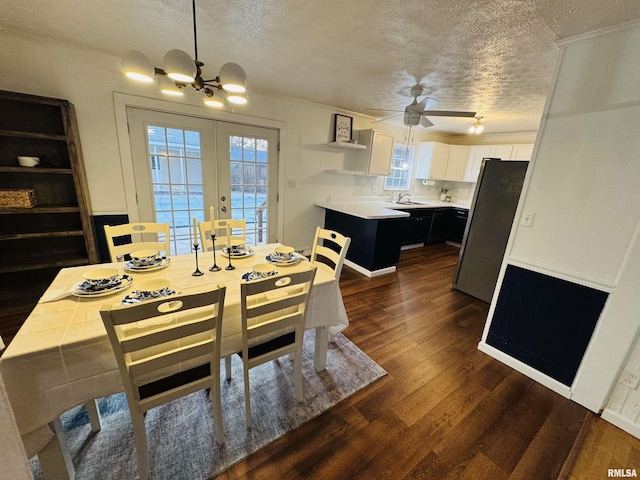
(127, 108, 279, 254)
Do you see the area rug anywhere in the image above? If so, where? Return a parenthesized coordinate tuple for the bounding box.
(30, 331, 386, 480)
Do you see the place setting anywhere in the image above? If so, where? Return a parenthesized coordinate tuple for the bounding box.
(265, 245, 303, 266)
(241, 263, 278, 282)
(124, 249, 171, 272)
(121, 278, 181, 305)
(221, 241, 255, 259)
(73, 267, 133, 298)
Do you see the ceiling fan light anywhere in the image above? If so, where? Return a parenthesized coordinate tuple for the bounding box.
(219, 62, 247, 93)
(468, 125, 476, 134)
(122, 50, 155, 83)
(164, 49, 196, 83)
(475, 124, 484, 134)
(227, 92, 247, 105)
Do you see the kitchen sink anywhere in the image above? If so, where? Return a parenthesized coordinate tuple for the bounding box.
(392, 201, 429, 205)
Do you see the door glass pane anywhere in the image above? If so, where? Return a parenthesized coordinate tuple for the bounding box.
(147, 125, 203, 254)
(229, 134, 270, 245)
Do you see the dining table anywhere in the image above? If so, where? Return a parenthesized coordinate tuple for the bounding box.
(0, 243, 349, 479)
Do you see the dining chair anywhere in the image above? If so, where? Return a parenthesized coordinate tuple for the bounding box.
(310, 227, 351, 280)
(238, 267, 317, 428)
(99, 285, 226, 480)
(199, 218, 247, 251)
(104, 222, 171, 262)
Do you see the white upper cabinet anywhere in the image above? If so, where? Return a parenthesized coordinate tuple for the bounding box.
(464, 145, 492, 182)
(356, 129, 395, 176)
(489, 144, 514, 160)
(511, 144, 534, 161)
(416, 142, 469, 180)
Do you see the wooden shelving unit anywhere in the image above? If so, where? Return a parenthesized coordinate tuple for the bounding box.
(0, 90, 98, 345)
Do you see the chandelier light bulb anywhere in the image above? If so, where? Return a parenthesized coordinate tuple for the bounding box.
(227, 92, 248, 105)
(122, 51, 155, 83)
(164, 49, 196, 83)
(219, 63, 247, 93)
(475, 124, 484, 134)
(204, 97, 224, 107)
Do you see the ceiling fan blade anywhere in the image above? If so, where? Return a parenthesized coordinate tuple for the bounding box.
(416, 96, 438, 111)
(373, 113, 404, 122)
(365, 108, 404, 113)
(422, 110, 476, 117)
(420, 116, 434, 128)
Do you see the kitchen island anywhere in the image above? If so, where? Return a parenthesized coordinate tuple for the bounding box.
(315, 197, 469, 276)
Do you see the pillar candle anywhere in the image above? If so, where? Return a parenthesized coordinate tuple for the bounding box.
(210, 206, 214, 237)
(192, 216, 198, 246)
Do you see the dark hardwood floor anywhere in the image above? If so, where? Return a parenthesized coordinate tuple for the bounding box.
(218, 243, 640, 479)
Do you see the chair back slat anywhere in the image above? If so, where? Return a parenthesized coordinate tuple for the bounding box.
(245, 291, 308, 319)
(199, 219, 247, 251)
(246, 312, 302, 340)
(120, 316, 217, 354)
(104, 222, 171, 262)
(310, 227, 351, 279)
(128, 340, 214, 380)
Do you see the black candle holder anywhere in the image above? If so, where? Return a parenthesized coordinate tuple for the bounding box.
(192, 243, 204, 276)
(209, 234, 221, 272)
(225, 244, 235, 270)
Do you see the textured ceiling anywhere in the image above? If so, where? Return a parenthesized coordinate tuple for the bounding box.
(2, 0, 640, 135)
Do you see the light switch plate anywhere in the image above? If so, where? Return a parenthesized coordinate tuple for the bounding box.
(521, 212, 535, 227)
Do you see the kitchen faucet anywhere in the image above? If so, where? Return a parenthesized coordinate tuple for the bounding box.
(398, 192, 411, 202)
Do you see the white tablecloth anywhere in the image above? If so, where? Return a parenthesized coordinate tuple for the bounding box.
(0, 244, 348, 442)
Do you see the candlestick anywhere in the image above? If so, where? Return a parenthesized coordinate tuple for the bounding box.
(192, 243, 204, 276)
(209, 233, 221, 272)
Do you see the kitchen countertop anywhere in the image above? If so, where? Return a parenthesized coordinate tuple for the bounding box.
(315, 196, 470, 220)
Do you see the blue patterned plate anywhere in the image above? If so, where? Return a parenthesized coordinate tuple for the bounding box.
(74, 275, 133, 297)
(265, 253, 302, 265)
(121, 286, 181, 305)
(241, 270, 278, 281)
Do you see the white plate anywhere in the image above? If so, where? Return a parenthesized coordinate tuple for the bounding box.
(221, 248, 255, 258)
(121, 286, 181, 305)
(124, 258, 171, 272)
(73, 275, 133, 297)
(265, 253, 302, 265)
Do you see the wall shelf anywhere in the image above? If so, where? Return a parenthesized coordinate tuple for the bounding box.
(325, 169, 375, 177)
(327, 141, 367, 150)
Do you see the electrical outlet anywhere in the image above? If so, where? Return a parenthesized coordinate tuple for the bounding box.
(521, 211, 535, 227)
(620, 369, 640, 389)
(286, 178, 296, 187)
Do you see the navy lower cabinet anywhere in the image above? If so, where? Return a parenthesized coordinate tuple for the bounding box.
(324, 210, 404, 271)
(487, 265, 608, 386)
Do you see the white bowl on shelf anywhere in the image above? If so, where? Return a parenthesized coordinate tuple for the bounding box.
(17, 156, 40, 167)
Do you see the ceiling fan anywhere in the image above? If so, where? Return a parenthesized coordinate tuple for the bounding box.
(372, 84, 476, 128)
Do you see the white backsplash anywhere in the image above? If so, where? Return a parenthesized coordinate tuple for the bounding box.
(353, 175, 475, 205)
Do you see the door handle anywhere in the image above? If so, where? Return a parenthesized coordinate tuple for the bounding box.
(220, 206, 227, 212)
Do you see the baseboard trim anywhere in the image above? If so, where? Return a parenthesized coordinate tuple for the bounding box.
(601, 409, 640, 440)
(343, 259, 396, 277)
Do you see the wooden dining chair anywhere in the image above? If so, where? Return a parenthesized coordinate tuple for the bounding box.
(238, 267, 317, 428)
(100, 285, 226, 480)
(104, 222, 171, 262)
(310, 227, 351, 280)
(199, 218, 247, 251)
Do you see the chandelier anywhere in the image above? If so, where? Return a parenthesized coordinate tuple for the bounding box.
(121, 0, 247, 108)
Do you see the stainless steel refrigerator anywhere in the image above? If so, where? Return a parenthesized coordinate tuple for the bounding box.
(453, 159, 528, 302)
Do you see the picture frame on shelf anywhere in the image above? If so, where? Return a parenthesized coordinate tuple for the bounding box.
(334, 114, 353, 142)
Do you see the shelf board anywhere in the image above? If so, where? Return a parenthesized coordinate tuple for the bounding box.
(325, 169, 380, 177)
(327, 141, 367, 150)
(0, 205, 80, 214)
(0, 166, 72, 174)
(0, 228, 84, 241)
(0, 129, 67, 141)
(0, 255, 90, 274)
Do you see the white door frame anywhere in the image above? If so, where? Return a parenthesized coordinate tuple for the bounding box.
(113, 92, 287, 242)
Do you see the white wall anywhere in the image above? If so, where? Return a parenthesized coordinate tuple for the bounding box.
(480, 22, 640, 419)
